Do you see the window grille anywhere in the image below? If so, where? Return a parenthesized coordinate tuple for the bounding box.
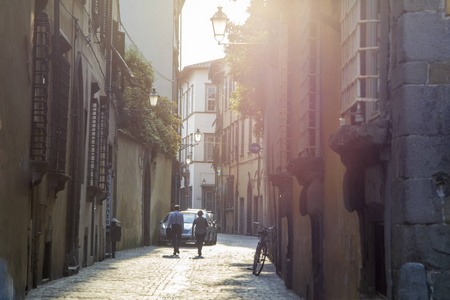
(30, 12, 50, 161)
(112, 20, 125, 87)
(98, 97, 109, 191)
(298, 6, 321, 157)
(92, 0, 109, 48)
(88, 99, 100, 187)
(48, 56, 70, 172)
(341, 0, 380, 117)
(92, 0, 101, 30)
(100, 0, 109, 42)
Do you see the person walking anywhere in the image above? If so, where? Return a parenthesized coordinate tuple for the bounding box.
(167, 205, 184, 256)
(191, 210, 209, 257)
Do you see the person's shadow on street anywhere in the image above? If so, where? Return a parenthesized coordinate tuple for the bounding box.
(162, 255, 180, 259)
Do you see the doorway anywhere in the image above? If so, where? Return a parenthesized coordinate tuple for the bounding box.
(143, 166, 151, 246)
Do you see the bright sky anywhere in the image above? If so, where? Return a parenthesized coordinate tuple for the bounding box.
(181, 0, 250, 69)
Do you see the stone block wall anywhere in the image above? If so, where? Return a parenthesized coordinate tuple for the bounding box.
(390, 1, 450, 298)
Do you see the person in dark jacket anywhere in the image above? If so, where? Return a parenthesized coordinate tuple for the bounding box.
(191, 210, 208, 256)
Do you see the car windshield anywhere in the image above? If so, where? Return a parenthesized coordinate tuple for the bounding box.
(182, 213, 196, 223)
(162, 212, 199, 223)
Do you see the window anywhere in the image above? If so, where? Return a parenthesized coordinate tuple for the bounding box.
(204, 134, 215, 161)
(226, 128, 231, 162)
(235, 122, 239, 161)
(222, 76, 229, 112)
(222, 130, 228, 163)
(204, 190, 215, 212)
(248, 116, 253, 152)
(241, 118, 245, 155)
(49, 55, 70, 173)
(190, 85, 194, 113)
(206, 84, 216, 112)
(341, 0, 380, 119)
(228, 78, 236, 111)
(186, 89, 190, 115)
(184, 92, 188, 118)
(231, 124, 235, 161)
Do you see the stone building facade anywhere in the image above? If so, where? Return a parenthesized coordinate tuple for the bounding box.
(0, 1, 177, 298)
(209, 59, 266, 236)
(236, 0, 450, 299)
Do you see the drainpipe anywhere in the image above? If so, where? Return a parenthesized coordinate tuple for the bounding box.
(53, 0, 60, 56)
(385, 161, 393, 299)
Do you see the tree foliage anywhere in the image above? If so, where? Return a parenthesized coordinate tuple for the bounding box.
(225, 0, 274, 138)
(118, 48, 181, 158)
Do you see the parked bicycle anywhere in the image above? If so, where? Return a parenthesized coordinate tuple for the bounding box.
(252, 222, 274, 276)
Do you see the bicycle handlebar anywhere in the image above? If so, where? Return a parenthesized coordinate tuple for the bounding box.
(253, 222, 275, 231)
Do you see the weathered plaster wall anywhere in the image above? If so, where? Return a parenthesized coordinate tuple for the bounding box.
(149, 152, 173, 245)
(116, 131, 145, 250)
(0, 1, 33, 298)
(116, 132, 173, 248)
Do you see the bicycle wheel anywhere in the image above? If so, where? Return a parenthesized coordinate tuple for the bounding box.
(253, 243, 266, 275)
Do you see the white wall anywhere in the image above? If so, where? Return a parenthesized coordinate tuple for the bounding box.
(179, 62, 217, 208)
(120, 0, 175, 100)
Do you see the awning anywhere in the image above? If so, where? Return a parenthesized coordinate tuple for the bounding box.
(112, 45, 139, 87)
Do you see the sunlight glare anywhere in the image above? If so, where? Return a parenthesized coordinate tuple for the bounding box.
(181, 0, 250, 68)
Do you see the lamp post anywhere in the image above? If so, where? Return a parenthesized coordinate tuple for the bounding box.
(210, 7, 264, 45)
(149, 87, 159, 107)
(185, 153, 192, 165)
(210, 6, 229, 44)
(126, 87, 160, 111)
(178, 129, 202, 209)
(179, 128, 202, 150)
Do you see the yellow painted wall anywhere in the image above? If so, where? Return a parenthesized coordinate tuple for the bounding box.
(319, 1, 362, 298)
(116, 131, 173, 248)
(116, 132, 145, 250)
(149, 152, 173, 245)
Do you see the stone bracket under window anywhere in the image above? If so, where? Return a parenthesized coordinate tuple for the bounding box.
(86, 185, 108, 203)
(30, 160, 49, 186)
(328, 119, 389, 212)
(47, 171, 70, 196)
(287, 157, 324, 217)
(269, 172, 293, 289)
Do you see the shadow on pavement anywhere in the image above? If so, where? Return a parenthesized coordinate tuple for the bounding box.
(161, 255, 180, 259)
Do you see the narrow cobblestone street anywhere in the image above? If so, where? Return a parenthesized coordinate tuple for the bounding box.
(26, 234, 300, 300)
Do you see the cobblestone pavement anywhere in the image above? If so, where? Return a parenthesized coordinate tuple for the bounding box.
(26, 233, 300, 300)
